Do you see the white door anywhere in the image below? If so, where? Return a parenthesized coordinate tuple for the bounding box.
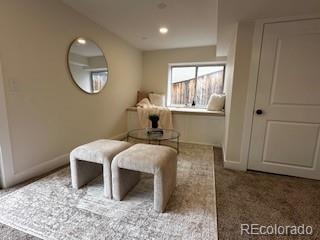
(248, 19, 320, 180)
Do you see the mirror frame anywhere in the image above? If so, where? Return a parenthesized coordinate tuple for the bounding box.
(67, 37, 109, 94)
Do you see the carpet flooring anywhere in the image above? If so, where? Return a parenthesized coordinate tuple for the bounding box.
(214, 147, 320, 239)
(0, 224, 40, 240)
(0, 143, 217, 240)
(0, 182, 41, 240)
(1, 145, 319, 240)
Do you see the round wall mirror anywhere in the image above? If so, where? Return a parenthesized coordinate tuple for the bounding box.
(68, 37, 108, 94)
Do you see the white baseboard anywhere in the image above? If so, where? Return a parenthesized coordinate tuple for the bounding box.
(111, 132, 127, 141)
(3, 132, 129, 188)
(221, 146, 247, 171)
(223, 160, 247, 171)
(180, 140, 221, 147)
(4, 153, 69, 188)
(2, 132, 220, 188)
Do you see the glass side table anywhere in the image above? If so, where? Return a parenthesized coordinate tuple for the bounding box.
(127, 129, 180, 153)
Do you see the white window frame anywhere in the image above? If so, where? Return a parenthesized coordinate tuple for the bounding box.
(167, 61, 226, 108)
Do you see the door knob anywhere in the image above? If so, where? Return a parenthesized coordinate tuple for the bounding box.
(256, 109, 263, 115)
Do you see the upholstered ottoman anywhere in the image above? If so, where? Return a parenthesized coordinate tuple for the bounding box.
(112, 143, 177, 212)
(70, 139, 131, 199)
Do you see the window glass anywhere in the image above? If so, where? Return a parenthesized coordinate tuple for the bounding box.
(169, 64, 225, 108)
(171, 67, 196, 106)
(91, 71, 108, 93)
(196, 66, 224, 107)
(171, 67, 196, 83)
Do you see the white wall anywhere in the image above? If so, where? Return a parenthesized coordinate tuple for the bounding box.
(0, 0, 142, 187)
(222, 24, 237, 154)
(223, 21, 256, 170)
(0, 61, 13, 188)
(140, 46, 226, 146)
(142, 46, 226, 94)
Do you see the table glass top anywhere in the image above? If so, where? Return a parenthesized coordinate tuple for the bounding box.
(128, 129, 180, 141)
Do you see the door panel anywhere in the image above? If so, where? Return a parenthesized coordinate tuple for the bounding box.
(248, 19, 320, 180)
(271, 35, 320, 105)
(263, 121, 319, 168)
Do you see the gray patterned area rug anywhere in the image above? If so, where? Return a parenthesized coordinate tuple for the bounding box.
(0, 143, 217, 240)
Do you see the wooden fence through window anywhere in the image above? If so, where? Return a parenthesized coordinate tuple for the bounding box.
(171, 70, 224, 106)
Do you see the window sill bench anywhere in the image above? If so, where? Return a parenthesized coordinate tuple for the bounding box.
(126, 106, 225, 117)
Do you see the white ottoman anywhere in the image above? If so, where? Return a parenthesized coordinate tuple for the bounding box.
(70, 139, 131, 199)
(112, 143, 177, 212)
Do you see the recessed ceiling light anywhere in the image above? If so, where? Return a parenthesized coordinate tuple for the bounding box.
(157, 2, 167, 9)
(77, 38, 86, 44)
(159, 27, 168, 34)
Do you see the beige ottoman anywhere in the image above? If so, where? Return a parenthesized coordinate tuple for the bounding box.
(112, 143, 177, 212)
(70, 139, 131, 199)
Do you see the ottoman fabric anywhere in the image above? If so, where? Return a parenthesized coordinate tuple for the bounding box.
(112, 143, 177, 212)
(116, 144, 176, 174)
(70, 139, 131, 164)
(70, 139, 131, 199)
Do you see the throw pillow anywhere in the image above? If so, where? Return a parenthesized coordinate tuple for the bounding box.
(136, 91, 150, 104)
(207, 94, 225, 111)
(149, 93, 165, 107)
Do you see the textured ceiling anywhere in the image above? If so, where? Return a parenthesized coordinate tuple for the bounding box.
(61, 0, 218, 50)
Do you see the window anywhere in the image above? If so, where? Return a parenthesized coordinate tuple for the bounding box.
(91, 71, 108, 93)
(168, 64, 225, 108)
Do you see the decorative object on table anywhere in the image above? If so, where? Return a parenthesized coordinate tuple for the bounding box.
(136, 104, 173, 129)
(127, 128, 180, 152)
(207, 93, 226, 111)
(147, 128, 164, 136)
(149, 114, 160, 128)
(191, 100, 196, 107)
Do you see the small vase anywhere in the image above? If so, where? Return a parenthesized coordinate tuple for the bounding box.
(151, 119, 158, 128)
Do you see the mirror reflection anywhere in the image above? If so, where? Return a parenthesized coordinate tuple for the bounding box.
(68, 38, 108, 94)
